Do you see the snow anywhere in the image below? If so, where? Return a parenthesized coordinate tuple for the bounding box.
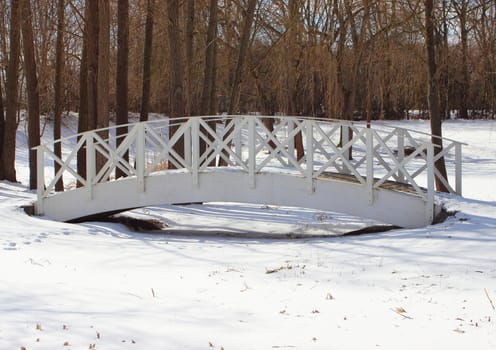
(1, 117, 496, 349)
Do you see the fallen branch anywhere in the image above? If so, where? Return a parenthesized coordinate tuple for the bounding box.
(391, 307, 413, 319)
(484, 288, 495, 311)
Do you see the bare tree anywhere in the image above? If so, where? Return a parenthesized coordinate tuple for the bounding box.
(166, 0, 185, 167)
(54, 0, 65, 191)
(227, 0, 257, 115)
(116, 0, 129, 179)
(20, 0, 41, 190)
(424, 0, 449, 192)
(140, 0, 154, 122)
(2, 0, 21, 182)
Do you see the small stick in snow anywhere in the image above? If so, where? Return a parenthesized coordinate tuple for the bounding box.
(151, 288, 156, 298)
(484, 288, 495, 311)
(391, 307, 413, 319)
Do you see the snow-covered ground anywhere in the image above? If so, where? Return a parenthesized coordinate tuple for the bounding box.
(1, 118, 495, 349)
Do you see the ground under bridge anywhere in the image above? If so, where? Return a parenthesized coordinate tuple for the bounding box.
(34, 115, 464, 228)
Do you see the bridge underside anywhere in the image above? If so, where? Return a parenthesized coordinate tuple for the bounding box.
(39, 170, 441, 228)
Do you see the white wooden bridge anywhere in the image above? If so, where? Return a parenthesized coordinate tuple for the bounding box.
(34, 115, 464, 228)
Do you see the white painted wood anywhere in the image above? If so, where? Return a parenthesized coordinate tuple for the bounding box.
(33, 115, 465, 228)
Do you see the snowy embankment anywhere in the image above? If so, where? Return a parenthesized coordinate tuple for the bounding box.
(1, 117, 495, 350)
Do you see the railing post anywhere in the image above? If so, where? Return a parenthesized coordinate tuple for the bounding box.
(36, 146, 45, 215)
(191, 118, 199, 186)
(455, 142, 462, 195)
(86, 132, 95, 200)
(234, 117, 242, 165)
(366, 128, 374, 204)
(426, 143, 435, 224)
(248, 116, 256, 189)
(184, 119, 192, 167)
(136, 123, 146, 192)
(397, 129, 406, 183)
(305, 120, 314, 193)
(287, 118, 295, 157)
(341, 124, 351, 174)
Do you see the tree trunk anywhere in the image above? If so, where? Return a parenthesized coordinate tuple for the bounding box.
(53, 0, 65, 191)
(226, 0, 257, 115)
(2, 0, 21, 182)
(200, 0, 218, 165)
(86, 0, 98, 131)
(166, 0, 185, 168)
(77, 34, 88, 185)
(425, 0, 449, 192)
(185, 0, 195, 116)
(0, 69, 4, 177)
(200, 0, 218, 116)
(116, 0, 129, 179)
(96, 0, 110, 171)
(287, 0, 304, 160)
(21, 0, 41, 190)
(140, 0, 154, 122)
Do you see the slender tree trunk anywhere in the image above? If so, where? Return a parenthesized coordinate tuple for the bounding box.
(0, 71, 4, 175)
(200, 0, 218, 116)
(185, 0, 195, 116)
(77, 36, 88, 185)
(140, 0, 154, 122)
(97, 0, 109, 130)
(96, 0, 110, 171)
(116, 0, 129, 179)
(21, 0, 41, 190)
(53, 0, 65, 191)
(226, 0, 257, 115)
(86, 0, 98, 131)
(166, 0, 185, 168)
(425, 0, 449, 192)
(2, 0, 21, 182)
(200, 0, 218, 165)
(287, 0, 304, 160)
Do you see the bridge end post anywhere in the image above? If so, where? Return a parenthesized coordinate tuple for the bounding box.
(248, 117, 256, 189)
(305, 120, 314, 193)
(85, 133, 95, 200)
(35, 146, 45, 215)
(136, 123, 146, 192)
(426, 143, 435, 224)
(191, 118, 199, 186)
(366, 128, 374, 204)
(455, 142, 462, 195)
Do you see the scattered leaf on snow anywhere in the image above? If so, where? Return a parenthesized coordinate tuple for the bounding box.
(453, 328, 465, 334)
(326, 293, 334, 300)
(35, 324, 42, 331)
(63, 341, 70, 346)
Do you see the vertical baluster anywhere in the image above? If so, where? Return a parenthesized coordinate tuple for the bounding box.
(36, 146, 45, 215)
(455, 142, 462, 195)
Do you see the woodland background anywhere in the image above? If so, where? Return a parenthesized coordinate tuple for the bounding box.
(0, 0, 495, 187)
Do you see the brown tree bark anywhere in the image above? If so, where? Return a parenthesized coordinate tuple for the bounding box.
(116, 0, 129, 179)
(287, 0, 304, 160)
(425, 0, 449, 192)
(200, 0, 218, 116)
(2, 0, 21, 182)
(140, 0, 154, 122)
(227, 0, 257, 115)
(77, 35, 88, 184)
(53, 0, 65, 191)
(166, 0, 185, 167)
(21, 0, 41, 190)
(86, 0, 99, 132)
(185, 0, 195, 116)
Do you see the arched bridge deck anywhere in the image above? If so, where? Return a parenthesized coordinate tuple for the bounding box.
(34, 116, 464, 228)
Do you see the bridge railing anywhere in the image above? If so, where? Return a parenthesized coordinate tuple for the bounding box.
(35, 115, 464, 216)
